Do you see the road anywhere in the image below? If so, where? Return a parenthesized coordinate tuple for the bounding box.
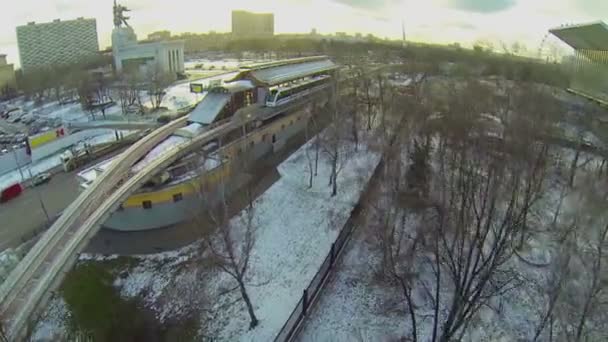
(0, 143, 140, 252)
(0, 171, 80, 251)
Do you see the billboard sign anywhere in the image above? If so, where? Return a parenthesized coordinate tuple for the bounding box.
(190, 83, 204, 94)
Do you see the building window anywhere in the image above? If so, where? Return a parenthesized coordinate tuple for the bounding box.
(142, 200, 152, 209)
(173, 193, 183, 202)
(249, 140, 255, 149)
(117, 204, 124, 211)
(272, 134, 277, 143)
(281, 124, 285, 130)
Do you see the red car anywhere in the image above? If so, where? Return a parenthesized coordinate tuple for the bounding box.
(1, 183, 23, 203)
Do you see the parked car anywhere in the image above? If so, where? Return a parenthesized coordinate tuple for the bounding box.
(32, 173, 52, 186)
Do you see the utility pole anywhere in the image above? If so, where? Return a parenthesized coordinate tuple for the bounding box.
(27, 167, 50, 223)
(12, 148, 25, 182)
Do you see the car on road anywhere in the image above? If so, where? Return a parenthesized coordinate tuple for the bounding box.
(32, 173, 52, 186)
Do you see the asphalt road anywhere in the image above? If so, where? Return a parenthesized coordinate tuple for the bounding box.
(0, 170, 81, 251)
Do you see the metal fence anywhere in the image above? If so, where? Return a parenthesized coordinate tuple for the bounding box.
(273, 158, 384, 342)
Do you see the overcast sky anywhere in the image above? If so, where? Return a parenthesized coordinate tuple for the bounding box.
(1, 0, 607, 67)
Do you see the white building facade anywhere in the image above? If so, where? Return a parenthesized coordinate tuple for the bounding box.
(112, 26, 184, 75)
(16, 18, 99, 73)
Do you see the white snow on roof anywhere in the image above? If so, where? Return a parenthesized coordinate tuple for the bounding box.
(188, 92, 231, 125)
(174, 122, 204, 138)
(77, 155, 120, 184)
(131, 136, 188, 174)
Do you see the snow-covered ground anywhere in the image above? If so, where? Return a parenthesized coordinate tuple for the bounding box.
(30, 128, 381, 341)
(298, 143, 608, 341)
(0, 242, 30, 285)
(184, 58, 263, 71)
(157, 71, 238, 111)
(204, 139, 380, 341)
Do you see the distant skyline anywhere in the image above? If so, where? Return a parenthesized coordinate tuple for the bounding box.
(1, 0, 607, 67)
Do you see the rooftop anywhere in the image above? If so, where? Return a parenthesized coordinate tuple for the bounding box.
(549, 21, 608, 51)
(229, 56, 338, 86)
(188, 93, 231, 125)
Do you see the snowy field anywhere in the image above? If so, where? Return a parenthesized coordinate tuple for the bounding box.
(30, 129, 381, 341)
(184, 58, 265, 71)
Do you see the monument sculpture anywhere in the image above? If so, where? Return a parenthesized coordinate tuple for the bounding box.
(113, 0, 131, 28)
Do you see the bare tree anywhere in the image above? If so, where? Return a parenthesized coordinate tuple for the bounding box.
(117, 70, 144, 115)
(320, 100, 354, 197)
(374, 78, 555, 341)
(190, 123, 261, 330)
(304, 110, 322, 188)
(196, 184, 259, 329)
(532, 238, 572, 341)
(357, 70, 377, 131)
(146, 65, 175, 110)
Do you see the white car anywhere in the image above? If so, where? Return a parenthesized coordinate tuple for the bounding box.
(32, 173, 52, 186)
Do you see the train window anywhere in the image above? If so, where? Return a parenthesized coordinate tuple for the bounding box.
(142, 200, 152, 209)
(173, 193, 183, 202)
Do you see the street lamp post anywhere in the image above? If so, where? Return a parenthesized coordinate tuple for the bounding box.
(27, 167, 50, 224)
(11, 148, 25, 182)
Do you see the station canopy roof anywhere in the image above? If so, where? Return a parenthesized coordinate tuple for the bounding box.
(228, 56, 338, 87)
(549, 21, 608, 51)
(188, 92, 231, 125)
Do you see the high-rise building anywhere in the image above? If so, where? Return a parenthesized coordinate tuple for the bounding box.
(16, 18, 99, 72)
(231, 10, 274, 38)
(0, 55, 16, 90)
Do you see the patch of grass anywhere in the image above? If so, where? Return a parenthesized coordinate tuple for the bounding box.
(61, 262, 148, 342)
(160, 314, 200, 342)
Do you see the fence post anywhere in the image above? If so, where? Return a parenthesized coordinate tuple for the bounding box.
(330, 243, 336, 266)
(302, 289, 308, 316)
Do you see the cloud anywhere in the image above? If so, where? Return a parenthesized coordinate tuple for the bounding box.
(571, 0, 608, 17)
(445, 21, 477, 30)
(443, 0, 516, 13)
(332, 0, 397, 10)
